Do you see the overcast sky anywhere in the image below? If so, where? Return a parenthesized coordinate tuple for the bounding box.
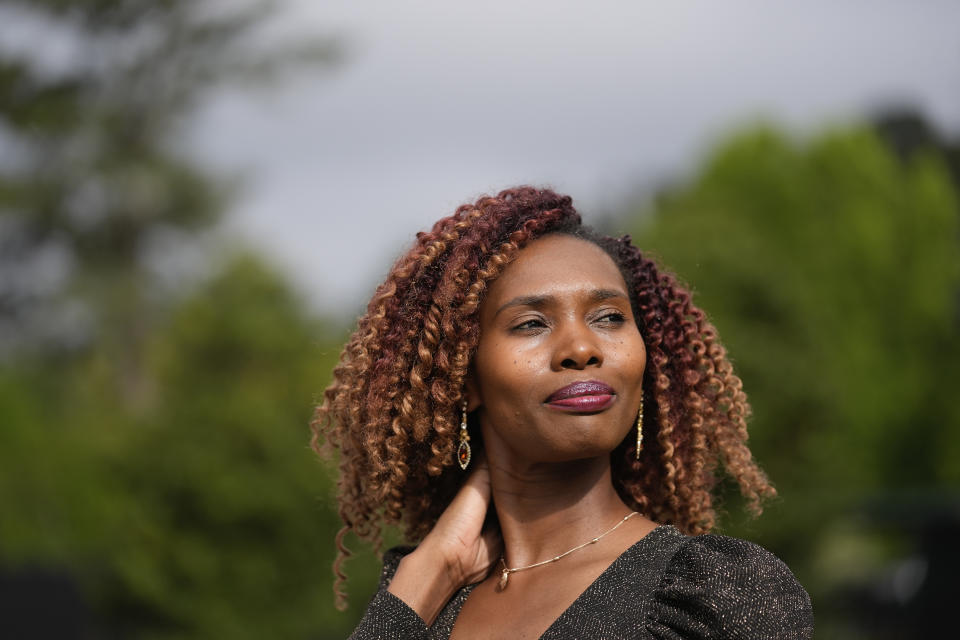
(185, 1, 960, 317)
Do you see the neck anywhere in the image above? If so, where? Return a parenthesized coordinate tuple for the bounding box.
(486, 448, 632, 568)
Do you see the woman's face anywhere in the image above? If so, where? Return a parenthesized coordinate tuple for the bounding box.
(468, 234, 647, 464)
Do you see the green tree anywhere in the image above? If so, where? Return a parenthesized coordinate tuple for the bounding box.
(111, 254, 367, 638)
(0, 1, 352, 636)
(0, 0, 337, 405)
(0, 253, 371, 638)
(623, 123, 960, 636)
(873, 108, 960, 192)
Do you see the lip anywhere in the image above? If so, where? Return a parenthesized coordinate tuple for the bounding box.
(547, 380, 615, 401)
(545, 380, 616, 413)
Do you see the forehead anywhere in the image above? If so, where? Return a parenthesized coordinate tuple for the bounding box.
(482, 234, 627, 305)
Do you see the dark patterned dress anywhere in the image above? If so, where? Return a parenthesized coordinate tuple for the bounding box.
(349, 525, 814, 640)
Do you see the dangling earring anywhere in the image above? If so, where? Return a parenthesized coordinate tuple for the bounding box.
(457, 400, 472, 470)
(635, 394, 644, 460)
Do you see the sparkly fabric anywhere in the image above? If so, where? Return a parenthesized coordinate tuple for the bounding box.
(349, 525, 813, 639)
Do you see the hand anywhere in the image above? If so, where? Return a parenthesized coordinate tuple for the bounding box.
(418, 458, 502, 586)
(387, 459, 501, 624)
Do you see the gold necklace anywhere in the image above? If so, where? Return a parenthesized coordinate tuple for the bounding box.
(497, 512, 639, 590)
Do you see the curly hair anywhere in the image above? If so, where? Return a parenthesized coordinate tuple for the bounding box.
(311, 186, 775, 609)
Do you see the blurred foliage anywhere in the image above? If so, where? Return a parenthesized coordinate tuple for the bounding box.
(625, 122, 960, 638)
(0, 0, 339, 402)
(0, 255, 372, 638)
(0, 0, 373, 638)
(874, 109, 960, 191)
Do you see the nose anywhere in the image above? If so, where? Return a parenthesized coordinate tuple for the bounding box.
(551, 321, 604, 370)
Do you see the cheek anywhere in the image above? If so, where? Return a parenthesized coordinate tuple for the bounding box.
(474, 342, 542, 406)
(626, 335, 647, 366)
(631, 344, 647, 372)
(487, 345, 534, 384)
(610, 334, 646, 363)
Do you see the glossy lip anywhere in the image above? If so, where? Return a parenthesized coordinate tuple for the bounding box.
(546, 380, 615, 402)
(545, 380, 616, 413)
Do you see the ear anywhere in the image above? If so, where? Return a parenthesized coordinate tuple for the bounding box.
(463, 372, 482, 412)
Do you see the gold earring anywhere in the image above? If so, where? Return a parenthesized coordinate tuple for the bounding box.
(635, 394, 644, 460)
(457, 400, 472, 470)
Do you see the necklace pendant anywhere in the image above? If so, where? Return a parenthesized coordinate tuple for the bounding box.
(498, 568, 509, 590)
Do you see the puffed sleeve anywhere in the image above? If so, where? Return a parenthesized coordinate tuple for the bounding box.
(647, 535, 814, 640)
(348, 547, 430, 640)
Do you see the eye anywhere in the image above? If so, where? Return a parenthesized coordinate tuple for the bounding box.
(512, 317, 547, 332)
(595, 310, 626, 325)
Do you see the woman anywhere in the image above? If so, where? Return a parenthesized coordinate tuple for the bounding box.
(313, 187, 813, 639)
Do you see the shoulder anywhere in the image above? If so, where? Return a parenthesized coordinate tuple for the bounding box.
(647, 529, 814, 640)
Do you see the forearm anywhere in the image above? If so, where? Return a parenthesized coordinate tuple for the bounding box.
(348, 588, 430, 640)
(386, 548, 461, 626)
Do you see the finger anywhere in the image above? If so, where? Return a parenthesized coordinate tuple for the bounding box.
(448, 453, 491, 509)
(433, 458, 492, 535)
(462, 455, 490, 494)
(442, 480, 489, 528)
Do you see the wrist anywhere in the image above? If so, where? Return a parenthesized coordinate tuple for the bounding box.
(387, 549, 462, 626)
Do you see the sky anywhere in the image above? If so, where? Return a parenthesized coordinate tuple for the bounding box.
(184, 0, 960, 317)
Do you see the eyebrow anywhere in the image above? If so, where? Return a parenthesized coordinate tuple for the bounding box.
(494, 288, 628, 317)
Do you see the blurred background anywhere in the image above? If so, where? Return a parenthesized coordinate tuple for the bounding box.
(0, 1, 957, 638)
